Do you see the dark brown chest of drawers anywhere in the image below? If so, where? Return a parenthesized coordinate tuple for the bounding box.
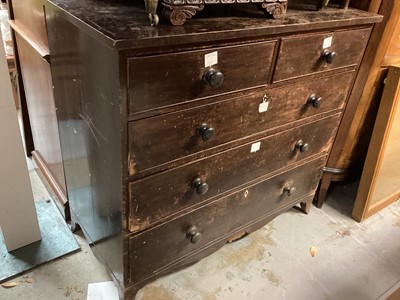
(41, 1, 380, 298)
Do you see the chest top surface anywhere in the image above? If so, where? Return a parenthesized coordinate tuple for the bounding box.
(46, 0, 381, 50)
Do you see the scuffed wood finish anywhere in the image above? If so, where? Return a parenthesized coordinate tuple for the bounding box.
(41, 1, 379, 298)
(273, 28, 371, 82)
(45, 6, 125, 287)
(126, 194, 317, 298)
(47, 0, 382, 50)
(129, 72, 353, 174)
(128, 41, 276, 114)
(129, 156, 325, 284)
(129, 115, 340, 233)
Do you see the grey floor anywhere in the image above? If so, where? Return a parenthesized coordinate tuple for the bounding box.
(1, 165, 400, 300)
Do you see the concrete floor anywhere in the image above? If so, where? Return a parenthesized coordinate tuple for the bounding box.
(1, 166, 400, 300)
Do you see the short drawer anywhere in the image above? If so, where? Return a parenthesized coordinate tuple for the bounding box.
(129, 114, 340, 233)
(128, 41, 277, 114)
(128, 156, 325, 283)
(128, 72, 353, 174)
(273, 28, 370, 82)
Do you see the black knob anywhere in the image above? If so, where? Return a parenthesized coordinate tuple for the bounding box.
(308, 94, 323, 108)
(186, 225, 202, 244)
(203, 68, 224, 88)
(192, 178, 209, 195)
(321, 49, 337, 64)
(295, 139, 310, 153)
(197, 123, 215, 142)
(283, 186, 296, 197)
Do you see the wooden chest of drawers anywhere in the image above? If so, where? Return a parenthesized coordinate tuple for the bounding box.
(41, 1, 380, 298)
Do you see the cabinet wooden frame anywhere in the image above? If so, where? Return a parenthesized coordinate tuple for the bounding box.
(37, 1, 382, 297)
(352, 66, 400, 221)
(314, 0, 397, 209)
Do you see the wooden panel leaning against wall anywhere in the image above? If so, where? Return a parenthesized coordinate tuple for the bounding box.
(340, 0, 400, 177)
(314, 0, 400, 209)
(7, 0, 69, 219)
(3, 0, 34, 158)
(383, 7, 400, 67)
(353, 67, 400, 221)
(351, 1, 400, 221)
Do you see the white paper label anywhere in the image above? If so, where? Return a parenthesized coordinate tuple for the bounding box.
(205, 51, 218, 67)
(259, 101, 269, 113)
(323, 36, 333, 49)
(258, 94, 270, 113)
(250, 142, 261, 153)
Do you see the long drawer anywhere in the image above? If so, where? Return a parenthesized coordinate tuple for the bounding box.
(128, 72, 353, 175)
(273, 28, 370, 82)
(128, 156, 325, 283)
(128, 114, 340, 233)
(128, 41, 277, 115)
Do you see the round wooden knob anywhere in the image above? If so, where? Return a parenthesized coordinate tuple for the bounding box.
(197, 123, 215, 142)
(308, 94, 323, 108)
(186, 225, 202, 244)
(192, 178, 209, 195)
(283, 186, 296, 197)
(203, 68, 224, 88)
(295, 139, 309, 153)
(321, 49, 337, 64)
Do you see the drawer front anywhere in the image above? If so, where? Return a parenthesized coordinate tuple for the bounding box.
(129, 114, 340, 233)
(128, 72, 352, 174)
(273, 28, 370, 82)
(128, 41, 276, 114)
(11, 0, 49, 49)
(129, 156, 325, 283)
